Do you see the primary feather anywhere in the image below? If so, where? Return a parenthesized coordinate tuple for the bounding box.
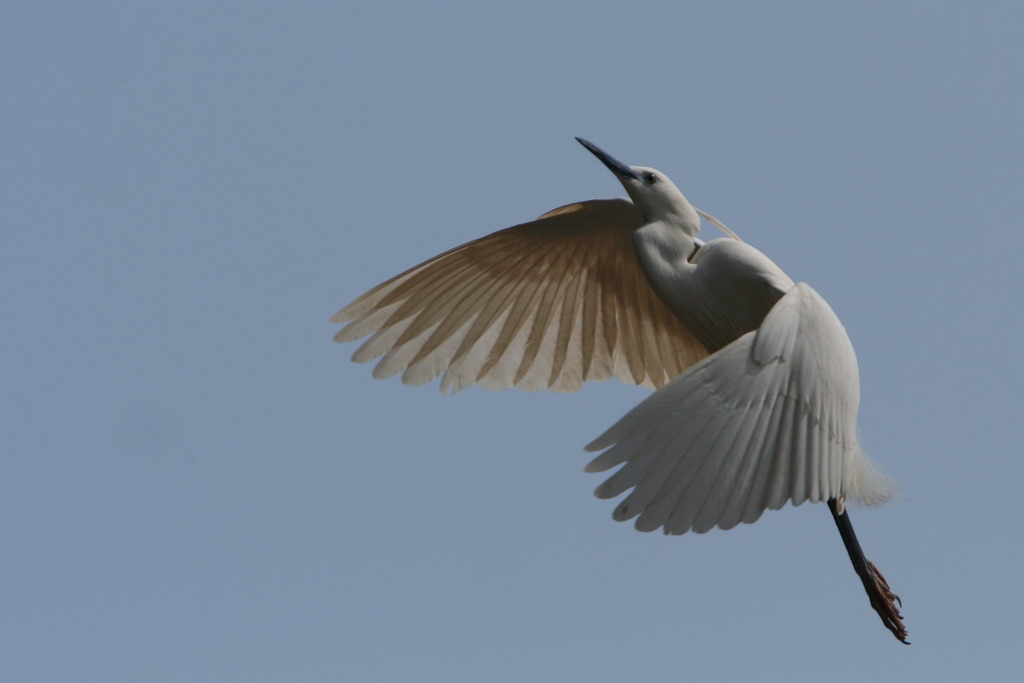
(585, 283, 897, 534)
(333, 199, 708, 393)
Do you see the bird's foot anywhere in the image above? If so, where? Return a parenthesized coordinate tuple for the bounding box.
(865, 559, 909, 644)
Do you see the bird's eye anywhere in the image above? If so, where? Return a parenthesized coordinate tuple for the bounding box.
(643, 172, 657, 184)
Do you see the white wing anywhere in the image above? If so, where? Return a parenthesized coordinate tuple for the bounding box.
(584, 283, 896, 534)
(333, 199, 708, 393)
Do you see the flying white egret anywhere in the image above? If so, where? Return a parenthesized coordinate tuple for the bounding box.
(332, 138, 908, 643)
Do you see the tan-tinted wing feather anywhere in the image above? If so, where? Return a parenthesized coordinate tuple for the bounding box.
(332, 199, 708, 393)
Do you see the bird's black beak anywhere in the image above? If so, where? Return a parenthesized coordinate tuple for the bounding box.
(576, 137, 640, 181)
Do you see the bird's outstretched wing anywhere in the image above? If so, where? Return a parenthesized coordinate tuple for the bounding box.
(333, 199, 708, 393)
(584, 283, 896, 533)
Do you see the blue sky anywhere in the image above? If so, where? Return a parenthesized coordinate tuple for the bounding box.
(3, 1, 1022, 681)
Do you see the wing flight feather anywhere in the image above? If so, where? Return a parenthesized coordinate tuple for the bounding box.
(584, 283, 897, 534)
(333, 199, 708, 393)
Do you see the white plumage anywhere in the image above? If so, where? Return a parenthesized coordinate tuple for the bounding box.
(332, 138, 907, 643)
(585, 283, 896, 535)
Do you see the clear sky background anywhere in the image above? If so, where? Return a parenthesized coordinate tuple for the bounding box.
(3, 1, 1021, 681)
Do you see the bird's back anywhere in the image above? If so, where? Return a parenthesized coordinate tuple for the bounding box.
(635, 233, 795, 354)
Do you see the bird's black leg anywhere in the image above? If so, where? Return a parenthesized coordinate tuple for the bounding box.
(828, 498, 909, 644)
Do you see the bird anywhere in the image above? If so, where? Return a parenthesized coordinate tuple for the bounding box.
(331, 137, 908, 643)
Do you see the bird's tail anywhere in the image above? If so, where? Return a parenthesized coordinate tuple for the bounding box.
(847, 445, 899, 508)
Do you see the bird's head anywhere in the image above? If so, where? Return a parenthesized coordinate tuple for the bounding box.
(576, 137, 701, 237)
